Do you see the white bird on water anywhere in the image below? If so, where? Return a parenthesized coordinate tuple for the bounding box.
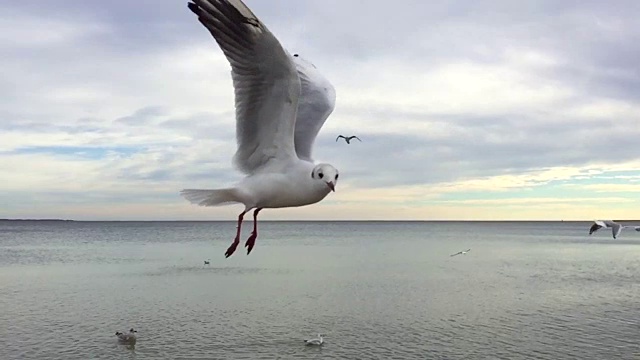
(304, 334, 324, 346)
(115, 329, 137, 345)
(450, 248, 471, 257)
(181, 0, 339, 258)
(589, 220, 640, 239)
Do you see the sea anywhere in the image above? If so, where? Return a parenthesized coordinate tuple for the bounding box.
(0, 220, 639, 359)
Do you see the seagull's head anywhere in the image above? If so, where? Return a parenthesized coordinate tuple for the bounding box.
(311, 163, 339, 192)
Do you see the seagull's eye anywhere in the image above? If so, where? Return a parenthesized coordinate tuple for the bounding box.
(335, 174, 339, 180)
(318, 173, 324, 179)
(293, 54, 299, 57)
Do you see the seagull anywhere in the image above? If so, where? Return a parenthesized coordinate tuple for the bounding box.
(181, 0, 338, 258)
(450, 248, 471, 257)
(115, 329, 137, 345)
(304, 334, 324, 346)
(588, 220, 640, 239)
(204, 259, 210, 266)
(335, 135, 361, 144)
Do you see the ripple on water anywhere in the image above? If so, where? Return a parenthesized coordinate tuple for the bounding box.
(140, 266, 294, 277)
(3, 221, 640, 359)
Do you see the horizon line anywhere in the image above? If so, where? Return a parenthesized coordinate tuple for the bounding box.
(1, 219, 630, 222)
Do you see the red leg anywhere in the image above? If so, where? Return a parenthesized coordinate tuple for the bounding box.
(225, 210, 247, 258)
(244, 208, 262, 255)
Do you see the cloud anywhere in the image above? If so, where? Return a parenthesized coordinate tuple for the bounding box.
(1, 0, 640, 220)
(565, 184, 640, 193)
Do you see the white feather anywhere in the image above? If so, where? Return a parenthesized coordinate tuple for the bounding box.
(589, 220, 640, 239)
(115, 329, 137, 344)
(292, 55, 336, 162)
(182, 0, 340, 257)
(304, 334, 324, 346)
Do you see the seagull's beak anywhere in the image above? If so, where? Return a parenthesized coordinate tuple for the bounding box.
(326, 181, 335, 192)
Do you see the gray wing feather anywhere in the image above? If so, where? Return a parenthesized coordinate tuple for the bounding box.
(292, 55, 336, 162)
(188, 0, 300, 174)
(612, 223, 622, 239)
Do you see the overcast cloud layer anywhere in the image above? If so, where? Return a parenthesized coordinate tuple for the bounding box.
(1, 0, 639, 220)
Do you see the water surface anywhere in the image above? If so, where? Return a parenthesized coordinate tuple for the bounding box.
(1, 221, 639, 359)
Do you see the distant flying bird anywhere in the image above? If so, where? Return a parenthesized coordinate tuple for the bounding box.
(336, 135, 361, 144)
(181, 0, 339, 258)
(588, 220, 640, 239)
(115, 329, 137, 345)
(304, 334, 324, 346)
(204, 259, 210, 266)
(450, 248, 471, 257)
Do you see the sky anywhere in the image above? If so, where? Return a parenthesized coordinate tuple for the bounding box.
(1, 0, 639, 221)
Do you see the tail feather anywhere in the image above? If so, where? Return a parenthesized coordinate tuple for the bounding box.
(180, 189, 239, 207)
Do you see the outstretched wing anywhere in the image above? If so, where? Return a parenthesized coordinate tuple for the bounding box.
(622, 225, 640, 232)
(611, 223, 622, 239)
(188, 0, 300, 174)
(292, 55, 336, 162)
(588, 222, 602, 235)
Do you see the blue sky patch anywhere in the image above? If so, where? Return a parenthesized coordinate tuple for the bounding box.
(9, 146, 140, 159)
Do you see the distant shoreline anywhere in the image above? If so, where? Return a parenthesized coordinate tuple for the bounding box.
(2, 219, 636, 222)
(0, 219, 75, 222)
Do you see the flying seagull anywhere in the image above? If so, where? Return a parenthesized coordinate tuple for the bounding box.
(336, 135, 361, 144)
(588, 220, 640, 239)
(115, 329, 137, 345)
(203, 259, 210, 266)
(181, 0, 338, 258)
(450, 248, 471, 257)
(304, 334, 324, 346)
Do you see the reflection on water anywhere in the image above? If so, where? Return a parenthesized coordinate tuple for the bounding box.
(1, 221, 639, 359)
